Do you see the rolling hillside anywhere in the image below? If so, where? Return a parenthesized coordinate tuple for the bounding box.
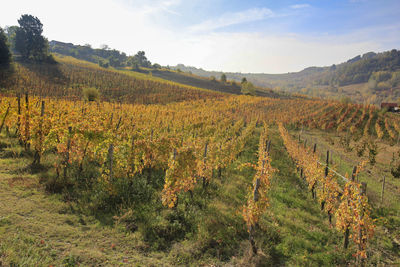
(1, 55, 228, 104)
(47, 41, 282, 98)
(172, 50, 400, 104)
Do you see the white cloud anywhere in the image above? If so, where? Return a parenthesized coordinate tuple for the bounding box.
(290, 4, 311, 9)
(188, 8, 274, 32)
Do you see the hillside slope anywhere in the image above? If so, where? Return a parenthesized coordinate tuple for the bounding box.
(1, 55, 226, 104)
(173, 50, 400, 104)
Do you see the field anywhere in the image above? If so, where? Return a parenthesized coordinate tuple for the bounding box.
(0, 58, 400, 266)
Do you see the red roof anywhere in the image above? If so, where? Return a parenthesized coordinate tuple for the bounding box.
(381, 103, 398, 108)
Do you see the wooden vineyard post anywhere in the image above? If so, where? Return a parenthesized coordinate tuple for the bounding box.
(320, 150, 329, 209)
(313, 143, 317, 154)
(130, 135, 135, 173)
(24, 93, 30, 151)
(202, 142, 208, 189)
(381, 176, 386, 207)
(108, 143, 114, 181)
(351, 166, 357, 181)
(147, 129, 154, 184)
(344, 166, 358, 249)
(359, 182, 367, 266)
(0, 103, 10, 134)
(266, 140, 271, 153)
(16, 94, 21, 138)
(33, 101, 45, 165)
(249, 172, 261, 255)
(172, 149, 179, 209)
(64, 127, 72, 180)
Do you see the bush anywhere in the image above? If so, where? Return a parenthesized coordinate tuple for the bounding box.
(82, 87, 100, 102)
(241, 81, 256, 96)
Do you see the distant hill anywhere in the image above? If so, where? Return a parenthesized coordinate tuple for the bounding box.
(172, 49, 400, 104)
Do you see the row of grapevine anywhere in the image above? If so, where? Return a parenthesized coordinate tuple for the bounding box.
(278, 123, 375, 260)
(242, 125, 276, 253)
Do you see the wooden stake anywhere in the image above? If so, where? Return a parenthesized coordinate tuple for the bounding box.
(0, 103, 10, 134)
(351, 166, 357, 181)
(108, 143, 114, 180)
(64, 127, 72, 179)
(381, 176, 386, 206)
(15, 94, 21, 137)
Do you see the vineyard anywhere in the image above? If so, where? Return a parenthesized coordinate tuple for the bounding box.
(0, 55, 227, 104)
(0, 84, 399, 265)
(1, 4, 399, 265)
(0, 55, 399, 265)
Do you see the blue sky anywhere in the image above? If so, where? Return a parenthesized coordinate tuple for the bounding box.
(1, 0, 400, 73)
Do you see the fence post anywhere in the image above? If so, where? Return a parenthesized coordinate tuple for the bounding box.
(250, 160, 263, 255)
(0, 103, 10, 134)
(108, 143, 114, 180)
(24, 93, 30, 151)
(381, 176, 386, 206)
(202, 142, 209, 189)
(359, 182, 367, 266)
(351, 166, 357, 181)
(16, 94, 21, 137)
(33, 101, 45, 165)
(344, 166, 358, 249)
(64, 126, 72, 179)
(320, 150, 329, 209)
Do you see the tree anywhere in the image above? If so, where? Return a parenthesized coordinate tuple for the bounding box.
(134, 51, 151, 68)
(127, 56, 139, 70)
(220, 73, 227, 83)
(127, 51, 151, 70)
(5, 26, 19, 52)
(152, 63, 161, 69)
(241, 81, 256, 96)
(0, 27, 12, 66)
(15, 14, 52, 62)
(100, 44, 110, 50)
(98, 59, 109, 68)
(241, 77, 247, 84)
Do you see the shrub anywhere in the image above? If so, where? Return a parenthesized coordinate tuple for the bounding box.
(82, 87, 100, 102)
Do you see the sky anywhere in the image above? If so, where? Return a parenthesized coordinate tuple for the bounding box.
(1, 0, 400, 73)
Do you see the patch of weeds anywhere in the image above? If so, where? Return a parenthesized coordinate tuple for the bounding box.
(62, 254, 80, 267)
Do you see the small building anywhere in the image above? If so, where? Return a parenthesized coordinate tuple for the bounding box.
(381, 103, 399, 112)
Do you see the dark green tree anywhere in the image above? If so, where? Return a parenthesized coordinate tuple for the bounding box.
(220, 73, 227, 83)
(15, 14, 52, 62)
(5, 26, 19, 52)
(0, 27, 12, 66)
(133, 51, 151, 68)
(241, 77, 247, 84)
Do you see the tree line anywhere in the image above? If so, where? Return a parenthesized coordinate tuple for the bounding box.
(0, 14, 159, 71)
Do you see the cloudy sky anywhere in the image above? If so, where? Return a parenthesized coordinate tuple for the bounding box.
(1, 0, 400, 73)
